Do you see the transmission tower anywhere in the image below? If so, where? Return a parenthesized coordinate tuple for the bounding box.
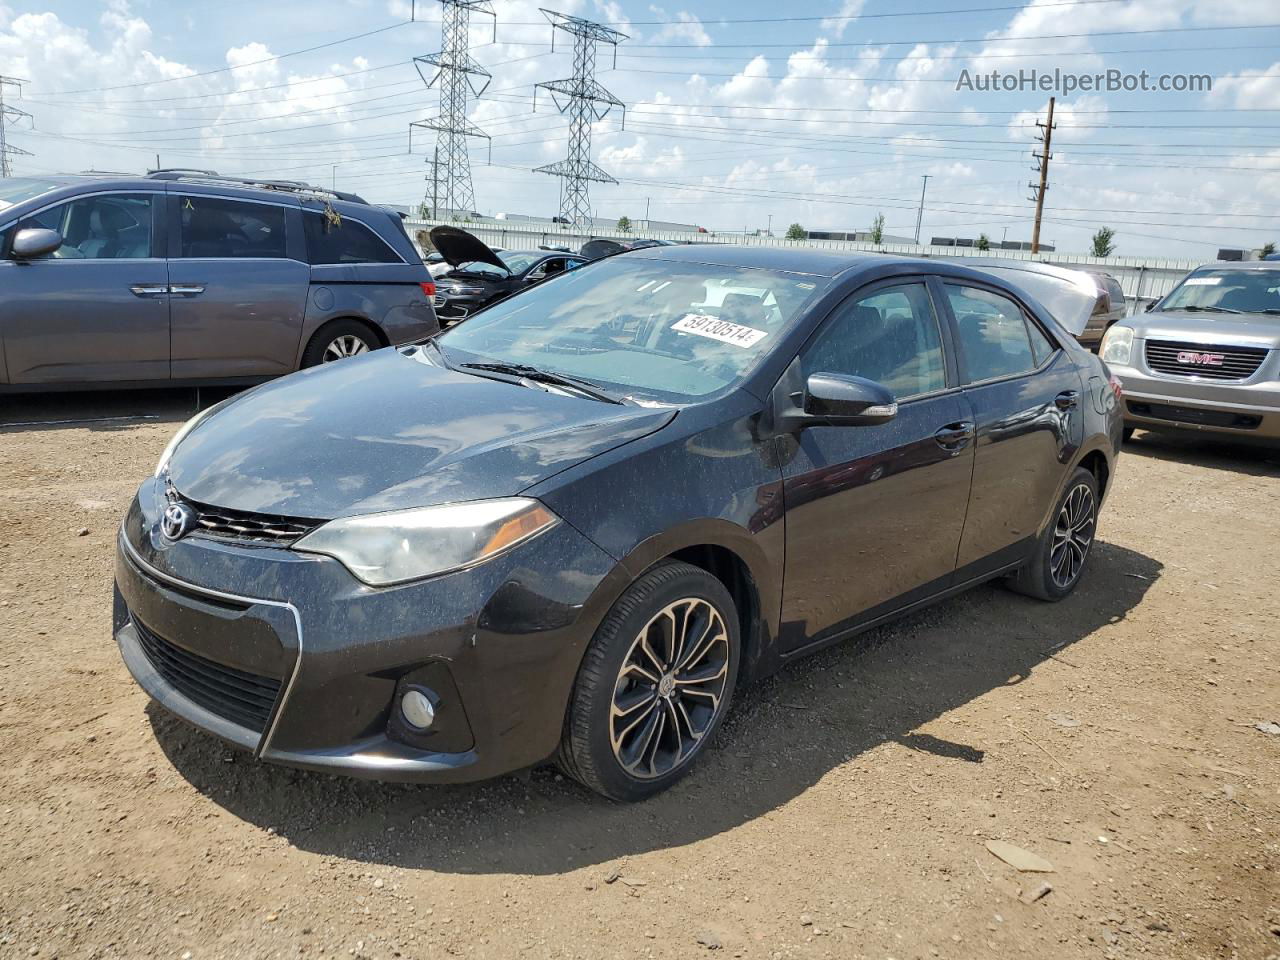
(0, 76, 34, 178)
(533, 9, 628, 228)
(409, 0, 495, 219)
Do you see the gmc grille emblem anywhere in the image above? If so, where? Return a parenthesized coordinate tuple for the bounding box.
(1175, 351, 1225, 366)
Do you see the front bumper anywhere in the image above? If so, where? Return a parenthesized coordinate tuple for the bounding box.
(114, 477, 619, 783)
(1113, 363, 1280, 442)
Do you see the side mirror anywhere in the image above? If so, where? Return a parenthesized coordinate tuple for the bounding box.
(1144, 300, 1158, 312)
(803, 373, 898, 426)
(11, 227, 63, 260)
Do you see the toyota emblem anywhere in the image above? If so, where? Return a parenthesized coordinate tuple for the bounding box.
(161, 502, 196, 541)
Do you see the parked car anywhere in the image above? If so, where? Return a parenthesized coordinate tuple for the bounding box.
(0, 171, 437, 390)
(962, 259, 1126, 350)
(1102, 261, 1280, 443)
(429, 225, 585, 324)
(115, 246, 1121, 801)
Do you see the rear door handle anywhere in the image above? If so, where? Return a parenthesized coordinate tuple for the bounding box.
(169, 284, 206, 297)
(934, 421, 976, 449)
(129, 284, 168, 297)
(1055, 390, 1080, 410)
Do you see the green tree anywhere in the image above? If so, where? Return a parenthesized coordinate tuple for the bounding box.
(616, 215, 632, 233)
(1261, 241, 1277, 258)
(869, 213, 886, 246)
(1091, 226, 1117, 257)
(785, 222, 806, 240)
(977, 233, 991, 251)
(417, 201, 432, 220)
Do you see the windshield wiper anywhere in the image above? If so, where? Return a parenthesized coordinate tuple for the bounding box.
(460, 362, 625, 404)
(1178, 305, 1243, 314)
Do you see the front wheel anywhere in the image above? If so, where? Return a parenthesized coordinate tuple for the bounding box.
(1008, 466, 1099, 601)
(558, 561, 740, 801)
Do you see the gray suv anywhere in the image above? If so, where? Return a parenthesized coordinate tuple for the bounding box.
(0, 171, 438, 390)
(1101, 261, 1280, 444)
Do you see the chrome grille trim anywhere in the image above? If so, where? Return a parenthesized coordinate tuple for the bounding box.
(1144, 339, 1268, 381)
(164, 479, 322, 545)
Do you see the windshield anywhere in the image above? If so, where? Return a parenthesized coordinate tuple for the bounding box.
(0, 178, 64, 214)
(1161, 268, 1280, 315)
(437, 256, 827, 402)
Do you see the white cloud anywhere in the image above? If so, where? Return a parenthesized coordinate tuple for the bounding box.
(1212, 61, 1280, 111)
(819, 0, 867, 41)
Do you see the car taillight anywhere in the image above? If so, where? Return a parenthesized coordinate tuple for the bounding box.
(420, 281, 436, 299)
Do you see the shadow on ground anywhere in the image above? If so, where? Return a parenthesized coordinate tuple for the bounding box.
(150, 538, 1162, 876)
(0, 387, 239, 433)
(1124, 429, 1280, 477)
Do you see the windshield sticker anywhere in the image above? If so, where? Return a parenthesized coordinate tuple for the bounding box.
(672, 313, 768, 347)
(1184, 277, 1222, 286)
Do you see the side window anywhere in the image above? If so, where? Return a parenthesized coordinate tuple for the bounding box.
(945, 284, 1046, 383)
(801, 283, 947, 400)
(18, 194, 154, 260)
(303, 211, 400, 264)
(180, 196, 286, 259)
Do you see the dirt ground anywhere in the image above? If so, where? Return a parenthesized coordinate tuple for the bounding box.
(1, 389, 1277, 960)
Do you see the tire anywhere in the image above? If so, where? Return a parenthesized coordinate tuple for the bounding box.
(1122, 426, 1135, 442)
(1008, 466, 1099, 602)
(557, 561, 741, 801)
(301, 320, 380, 368)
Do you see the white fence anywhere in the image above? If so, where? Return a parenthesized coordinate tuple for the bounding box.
(407, 218, 1204, 306)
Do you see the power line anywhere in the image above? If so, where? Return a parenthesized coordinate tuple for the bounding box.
(0, 76, 34, 177)
(33, 21, 412, 96)
(411, 0, 497, 217)
(533, 9, 628, 227)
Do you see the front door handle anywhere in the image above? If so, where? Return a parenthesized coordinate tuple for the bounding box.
(129, 284, 168, 297)
(934, 421, 976, 449)
(169, 284, 206, 297)
(1055, 390, 1080, 411)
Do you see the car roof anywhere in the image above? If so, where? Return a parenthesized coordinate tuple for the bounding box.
(622, 243, 898, 277)
(15, 172, 374, 211)
(1193, 261, 1280, 272)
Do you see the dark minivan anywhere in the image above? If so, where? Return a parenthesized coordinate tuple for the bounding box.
(0, 171, 437, 390)
(115, 245, 1121, 801)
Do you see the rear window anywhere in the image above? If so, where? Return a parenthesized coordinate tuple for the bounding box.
(304, 212, 400, 264)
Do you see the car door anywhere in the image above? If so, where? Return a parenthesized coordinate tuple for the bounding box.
(167, 192, 309, 379)
(0, 190, 169, 384)
(941, 281, 1085, 575)
(779, 279, 975, 651)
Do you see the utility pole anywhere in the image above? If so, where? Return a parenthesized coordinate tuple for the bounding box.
(534, 10, 628, 228)
(410, 0, 496, 221)
(1029, 96, 1055, 255)
(0, 76, 34, 177)
(913, 174, 930, 245)
(767, 213, 773, 236)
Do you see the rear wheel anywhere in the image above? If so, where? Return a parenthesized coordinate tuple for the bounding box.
(1008, 466, 1099, 601)
(558, 561, 740, 801)
(301, 320, 380, 368)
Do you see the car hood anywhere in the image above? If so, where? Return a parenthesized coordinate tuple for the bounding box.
(1129, 309, 1280, 349)
(429, 225, 508, 273)
(166, 347, 676, 519)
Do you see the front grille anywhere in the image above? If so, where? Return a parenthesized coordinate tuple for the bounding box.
(165, 480, 321, 545)
(133, 618, 282, 733)
(1144, 339, 1268, 381)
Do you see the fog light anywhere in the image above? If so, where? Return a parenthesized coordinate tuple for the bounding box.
(400, 689, 436, 730)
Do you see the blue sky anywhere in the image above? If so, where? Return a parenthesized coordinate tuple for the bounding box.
(1, 0, 1277, 257)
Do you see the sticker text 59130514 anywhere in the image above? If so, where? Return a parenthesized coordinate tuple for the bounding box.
(671, 313, 768, 348)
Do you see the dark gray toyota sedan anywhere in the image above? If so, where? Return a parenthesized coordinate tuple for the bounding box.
(115, 245, 1121, 801)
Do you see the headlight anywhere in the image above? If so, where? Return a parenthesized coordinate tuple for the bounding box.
(154, 401, 226, 477)
(444, 285, 486, 296)
(1099, 324, 1134, 365)
(292, 498, 559, 586)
